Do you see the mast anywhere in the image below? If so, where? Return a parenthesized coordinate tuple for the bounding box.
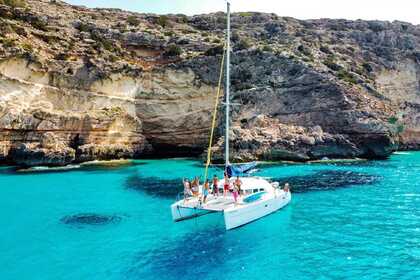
(225, 1, 231, 167)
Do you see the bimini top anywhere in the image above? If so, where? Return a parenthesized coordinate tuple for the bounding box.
(226, 162, 257, 177)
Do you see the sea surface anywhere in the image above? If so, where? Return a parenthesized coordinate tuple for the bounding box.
(0, 152, 419, 280)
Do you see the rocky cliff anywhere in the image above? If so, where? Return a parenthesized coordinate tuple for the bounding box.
(0, 0, 419, 166)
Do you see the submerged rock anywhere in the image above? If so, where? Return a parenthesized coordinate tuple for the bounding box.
(61, 214, 122, 226)
(275, 170, 380, 193)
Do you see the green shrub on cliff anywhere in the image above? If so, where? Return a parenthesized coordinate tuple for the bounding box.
(76, 22, 90, 32)
(362, 62, 373, 73)
(387, 116, 405, 134)
(319, 45, 332, 54)
(337, 69, 357, 84)
(91, 32, 114, 52)
(238, 12, 252, 17)
(236, 38, 251, 50)
(205, 44, 224, 56)
(164, 44, 182, 57)
(323, 56, 342, 71)
(164, 31, 174, 37)
(297, 45, 312, 56)
(55, 52, 70, 61)
(0, 37, 16, 48)
(0, 0, 26, 8)
(27, 16, 49, 31)
(127, 16, 140, 26)
(21, 42, 33, 52)
(177, 14, 188, 24)
(157, 16, 169, 27)
(388, 116, 398, 124)
(397, 124, 405, 134)
(262, 44, 273, 52)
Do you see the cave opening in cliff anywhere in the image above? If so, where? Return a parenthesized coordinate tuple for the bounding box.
(142, 143, 204, 159)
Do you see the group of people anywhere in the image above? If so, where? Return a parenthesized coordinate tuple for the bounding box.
(183, 174, 291, 205)
(183, 172, 243, 204)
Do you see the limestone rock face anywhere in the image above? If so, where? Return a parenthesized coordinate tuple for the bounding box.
(0, 0, 419, 166)
(212, 115, 396, 162)
(9, 143, 76, 167)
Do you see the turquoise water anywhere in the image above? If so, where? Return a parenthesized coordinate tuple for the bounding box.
(0, 153, 419, 280)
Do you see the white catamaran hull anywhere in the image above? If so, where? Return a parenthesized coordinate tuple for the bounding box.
(171, 201, 210, 222)
(171, 186, 291, 230)
(224, 190, 291, 230)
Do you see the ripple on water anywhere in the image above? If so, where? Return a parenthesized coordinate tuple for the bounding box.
(275, 170, 380, 193)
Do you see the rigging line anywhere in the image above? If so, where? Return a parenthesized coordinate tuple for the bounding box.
(204, 43, 226, 182)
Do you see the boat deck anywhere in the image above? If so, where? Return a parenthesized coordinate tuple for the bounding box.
(178, 195, 236, 212)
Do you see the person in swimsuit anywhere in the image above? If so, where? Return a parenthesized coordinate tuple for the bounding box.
(284, 183, 290, 193)
(191, 177, 199, 196)
(232, 183, 239, 205)
(212, 175, 219, 197)
(235, 176, 242, 197)
(182, 178, 191, 201)
(223, 173, 230, 197)
(203, 179, 210, 203)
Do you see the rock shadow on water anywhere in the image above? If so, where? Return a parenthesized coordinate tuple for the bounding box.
(60, 213, 123, 228)
(11, 161, 147, 175)
(275, 170, 380, 193)
(80, 160, 147, 172)
(125, 173, 183, 198)
(318, 160, 396, 169)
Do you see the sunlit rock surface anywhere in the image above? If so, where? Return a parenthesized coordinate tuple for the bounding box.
(0, 0, 419, 166)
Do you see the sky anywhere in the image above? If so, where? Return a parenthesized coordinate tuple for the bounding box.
(65, 0, 420, 25)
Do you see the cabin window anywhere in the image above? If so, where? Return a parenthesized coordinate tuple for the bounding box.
(253, 189, 258, 193)
(259, 188, 264, 192)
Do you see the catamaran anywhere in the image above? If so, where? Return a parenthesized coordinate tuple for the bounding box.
(170, 1, 291, 230)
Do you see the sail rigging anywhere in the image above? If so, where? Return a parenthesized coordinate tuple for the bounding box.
(204, 45, 225, 181)
(225, 1, 231, 167)
(171, 1, 292, 230)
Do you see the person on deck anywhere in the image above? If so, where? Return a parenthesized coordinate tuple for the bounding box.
(235, 176, 242, 196)
(232, 182, 239, 205)
(284, 183, 290, 193)
(191, 177, 199, 196)
(212, 175, 219, 197)
(203, 179, 210, 203)
(223, 173, 230, 197)
(183, 178, 192, 201)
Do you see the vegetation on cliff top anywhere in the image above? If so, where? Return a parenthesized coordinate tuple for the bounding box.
(0, 0, 417, 91)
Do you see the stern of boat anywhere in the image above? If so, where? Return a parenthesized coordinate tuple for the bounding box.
(224, 189, 291, 230)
